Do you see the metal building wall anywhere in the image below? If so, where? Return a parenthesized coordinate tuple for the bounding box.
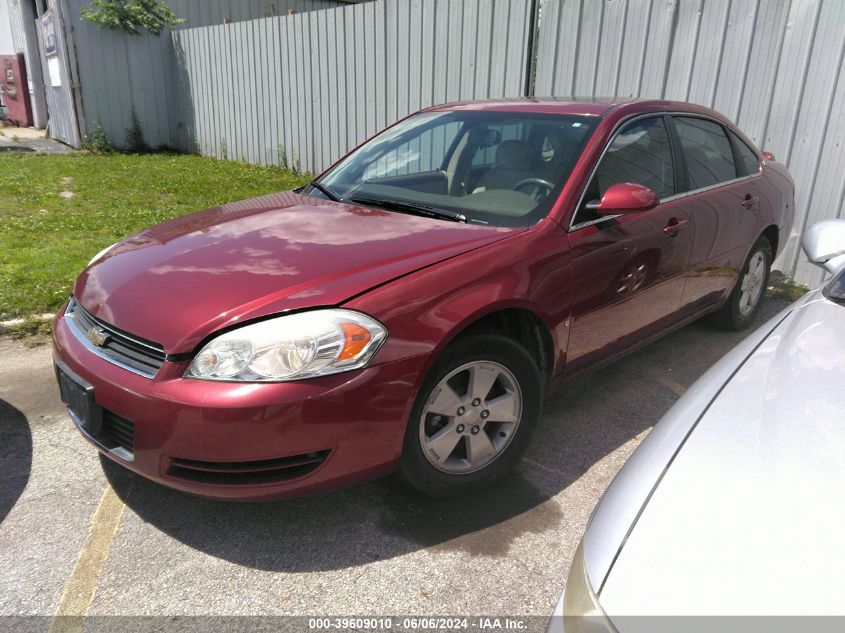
(0, 0, 28, 61)
(0, 1, 15, 55)
(8, 0, 24, 51)
(0, 0, 47, 127)
(16, 0, 48, 128)
(64, 0, 347, 149)
(0, 0, 25, 53)
(534, 0, 845, 287)
(170, 0, 533, 174)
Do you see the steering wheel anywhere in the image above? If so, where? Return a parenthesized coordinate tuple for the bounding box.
(514, 177, 555, 200)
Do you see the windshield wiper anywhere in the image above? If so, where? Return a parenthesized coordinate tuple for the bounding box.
(350, 197, 467, 223)
(308, 180, 342, 202)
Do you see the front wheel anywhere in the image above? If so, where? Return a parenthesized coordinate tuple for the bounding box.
(712, 236, 772, 331)
(397, 334, 542, 497)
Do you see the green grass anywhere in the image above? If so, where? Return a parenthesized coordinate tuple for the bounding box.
(767, 270, 809, 303)
(1, 315, 53, 347)
(0, 152, 309, 319)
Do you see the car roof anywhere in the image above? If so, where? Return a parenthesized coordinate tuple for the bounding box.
(424, 97, 730, 123)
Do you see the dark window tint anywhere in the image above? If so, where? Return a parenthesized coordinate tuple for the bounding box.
(674, 117, 736, 189)
(730, 130, 760, 176)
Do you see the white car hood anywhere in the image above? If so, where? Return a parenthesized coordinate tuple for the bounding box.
(600, 294, 845, 616)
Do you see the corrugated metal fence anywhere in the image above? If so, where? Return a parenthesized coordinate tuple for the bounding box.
(171, 0, 532, 172)
(67, 0, 347, 150)
(534, 0, 845, 286)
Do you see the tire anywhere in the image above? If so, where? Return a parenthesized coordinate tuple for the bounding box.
(397, 334, 542, 497)
(712, 236, 772, 331)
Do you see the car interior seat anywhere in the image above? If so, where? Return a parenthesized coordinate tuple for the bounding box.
(473, 140, 538, 193)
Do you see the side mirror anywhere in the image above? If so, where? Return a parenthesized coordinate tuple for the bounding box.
(586, 182, 659, 215)
(802, 220, 845, 275)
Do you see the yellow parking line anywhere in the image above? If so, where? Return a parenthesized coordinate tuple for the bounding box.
(646, 368, 688, 397)
(49, 485, 126, 633)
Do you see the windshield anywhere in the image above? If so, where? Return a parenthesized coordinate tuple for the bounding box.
(309, 110, 598, 227)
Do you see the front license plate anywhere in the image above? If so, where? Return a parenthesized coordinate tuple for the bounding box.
(55, 363, 102, 435)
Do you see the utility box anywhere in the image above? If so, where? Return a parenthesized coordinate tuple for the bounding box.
(0, 54, 34, 127)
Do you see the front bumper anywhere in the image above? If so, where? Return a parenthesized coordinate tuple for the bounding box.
(52, 311, 426, 500)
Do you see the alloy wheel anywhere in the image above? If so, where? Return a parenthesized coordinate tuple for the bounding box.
(739, 250, 766, 316)
(419, 361, 523, 474)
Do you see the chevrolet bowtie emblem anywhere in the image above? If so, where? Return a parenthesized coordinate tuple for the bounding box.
(86, 326, 109, 347)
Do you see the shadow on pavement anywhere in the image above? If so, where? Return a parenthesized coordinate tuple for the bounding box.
(103, 298, 787, 572)
(0, 400, 33, 523)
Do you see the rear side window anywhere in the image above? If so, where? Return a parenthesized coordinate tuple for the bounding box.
(673, 116, 737, 190)
(730, 131, 761, 176)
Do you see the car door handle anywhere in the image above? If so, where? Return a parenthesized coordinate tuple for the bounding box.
(663, 218, 689, 236)
(740, 194, 759, 208)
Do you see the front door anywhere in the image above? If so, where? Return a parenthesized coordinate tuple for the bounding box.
(565, 115, 691, 377)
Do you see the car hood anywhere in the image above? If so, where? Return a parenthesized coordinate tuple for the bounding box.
(598, 293, 845, 617)
(74, 191, 521, 353)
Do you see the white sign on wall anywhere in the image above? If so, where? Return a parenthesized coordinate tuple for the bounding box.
(47, 57, 61, 87)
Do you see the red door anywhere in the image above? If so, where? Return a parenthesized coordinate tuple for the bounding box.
(565, 201, 691, 376)
(668, 116, 762, 315)
(564, 115, 692, 377)
(0, 54, 33, 127)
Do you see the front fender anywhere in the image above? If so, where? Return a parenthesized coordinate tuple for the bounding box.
(344, 220, 573, 390)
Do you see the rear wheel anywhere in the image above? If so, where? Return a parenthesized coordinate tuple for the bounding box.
(397, 334, 542, 497)
(712, 236, 772, 331)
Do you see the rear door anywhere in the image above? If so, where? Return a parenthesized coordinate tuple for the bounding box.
(565, 115, 692, 376)
(668, 116, 762, 315)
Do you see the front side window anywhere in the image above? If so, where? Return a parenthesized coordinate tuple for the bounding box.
(573, 116, 674, 226)
(315, 111, 598, 227)
(673, 116, 737, 190)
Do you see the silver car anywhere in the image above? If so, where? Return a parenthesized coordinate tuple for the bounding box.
(550, 220, 845, 632)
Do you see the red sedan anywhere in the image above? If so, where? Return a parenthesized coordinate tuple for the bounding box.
(52, 99, 794, 500)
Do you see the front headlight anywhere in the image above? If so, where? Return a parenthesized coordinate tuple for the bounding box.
(184, 309, 387, 382)
(559, 541, 616, 633)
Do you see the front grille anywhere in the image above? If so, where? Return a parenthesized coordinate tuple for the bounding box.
(66, 299, 166, 378)
(167, 451, 331, 485)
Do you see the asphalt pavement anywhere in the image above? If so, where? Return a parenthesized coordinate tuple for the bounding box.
(0, 297, 787, 631)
